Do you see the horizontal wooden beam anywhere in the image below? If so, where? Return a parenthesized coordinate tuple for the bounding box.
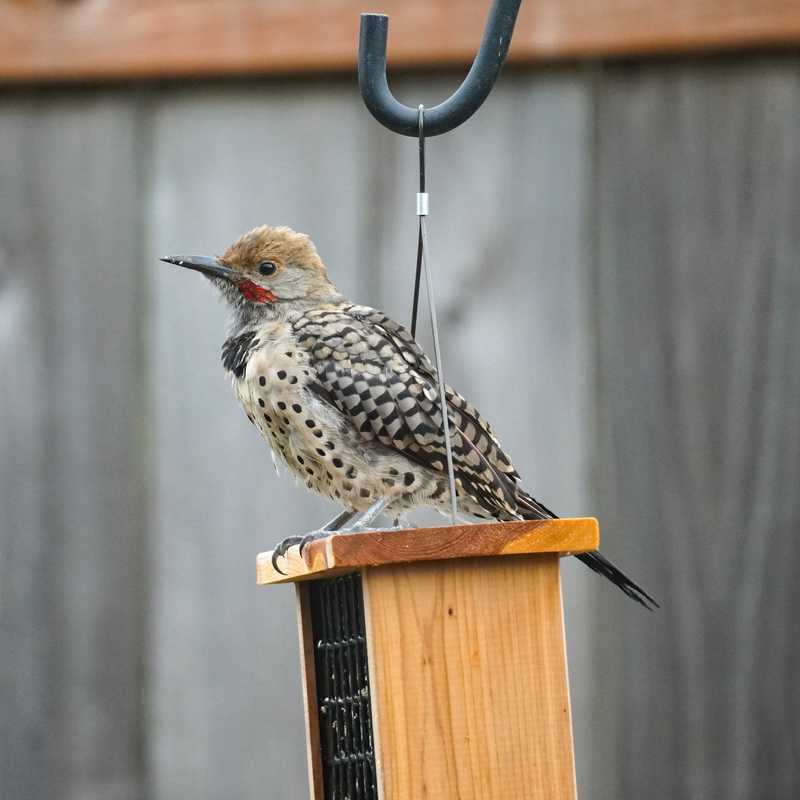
(256, 517, 599, 585)
(2, 0, 800, 84)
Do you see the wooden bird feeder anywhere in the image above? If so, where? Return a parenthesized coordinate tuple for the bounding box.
(257, 517, 598, 800)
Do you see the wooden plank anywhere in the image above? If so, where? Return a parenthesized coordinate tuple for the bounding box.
(257, 518, 599, 585)
(295, 585, 324, 800)
(2, 0, 800, 83)
(0, 92, 145, 799)
(362, 555, 576, 799)
(369, 69, 598, 797)
(145, 81, 378, 800)
(591, 56, 800, 799)
(0, 99, 49, 800)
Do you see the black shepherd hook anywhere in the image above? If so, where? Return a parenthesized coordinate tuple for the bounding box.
(358, 0, 523, 137)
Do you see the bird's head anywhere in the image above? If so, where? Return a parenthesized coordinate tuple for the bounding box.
(161, 225, 341, 317)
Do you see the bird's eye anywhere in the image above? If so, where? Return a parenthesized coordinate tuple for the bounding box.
(258, 261, 277, 276)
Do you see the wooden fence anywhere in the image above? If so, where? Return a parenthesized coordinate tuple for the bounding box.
(1, 55, 799, 799)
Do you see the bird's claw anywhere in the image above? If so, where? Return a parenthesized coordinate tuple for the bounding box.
(270, 531, 330, 574)
(298, 531, 327, 554)
(271, 535, 304, 574)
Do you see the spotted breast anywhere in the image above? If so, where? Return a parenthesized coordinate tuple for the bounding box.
(221, 314, 430, 513)
(221, 303, 535, 521)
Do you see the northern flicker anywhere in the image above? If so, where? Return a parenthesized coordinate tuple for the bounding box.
(162, 225, 657, 608)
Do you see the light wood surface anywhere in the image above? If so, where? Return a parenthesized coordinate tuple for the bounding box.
(362, 554, 576, 799)
(2, 0, 800, 82)
(257, 518, 599, 586)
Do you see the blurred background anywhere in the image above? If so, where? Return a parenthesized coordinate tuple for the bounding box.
(1, 1, 799, 799)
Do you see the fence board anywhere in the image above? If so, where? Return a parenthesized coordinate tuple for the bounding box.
(144, 81, 378, 800)
(592, 56, 800, 799)
(0, 93, 145, 800)
(368, 69, 597, 797)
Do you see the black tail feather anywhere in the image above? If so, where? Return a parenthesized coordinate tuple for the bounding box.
(517, 492, 658, 610)
(575, 550, 659, 610)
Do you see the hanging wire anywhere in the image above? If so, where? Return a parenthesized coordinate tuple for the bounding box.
(415, 105, 458, 524)
(410, 112, 425, 337)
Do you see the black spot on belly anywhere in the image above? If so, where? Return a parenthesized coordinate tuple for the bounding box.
(292, 403, 302, 413)
(404, 472, 415, 486)
(346, 466, 357, 479)
(316, 448, 326, 457)
(305, 419, 316, 429)
(313, 430, 323, 438)
(258, 398, 265, 407)
(259, 376, 266, 386)
(277, 401, 287, 411)
(277, 370, 287, 380)
(359, 488, 370, 498)
(332, 458, 343, 469)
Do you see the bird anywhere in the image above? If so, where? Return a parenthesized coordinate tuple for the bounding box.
(162, 225, 657, 609)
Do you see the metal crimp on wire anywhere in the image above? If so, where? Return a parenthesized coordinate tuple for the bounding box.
(416, 192, 429, 216)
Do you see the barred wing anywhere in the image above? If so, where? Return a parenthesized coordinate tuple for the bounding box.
(292, 304, 526, 515)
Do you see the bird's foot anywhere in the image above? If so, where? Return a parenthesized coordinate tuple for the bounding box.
(270, 530, 328, 574)
(340, 523, 382, 534)
(338, 497, 391, 532)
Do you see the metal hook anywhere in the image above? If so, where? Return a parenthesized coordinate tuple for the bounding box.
(358, 0, 523, 137)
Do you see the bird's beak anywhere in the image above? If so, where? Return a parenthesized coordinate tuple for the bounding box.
(160, 255, 235, 280)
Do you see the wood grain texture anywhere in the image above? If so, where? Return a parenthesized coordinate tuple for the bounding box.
(257, 518, 599, 585)
(2, 0, 800, 82)
(0, 93, 145, 800)
(591, 57, 800, 800)
(295, 585, 324, 800)
(363, 555, 576, 800)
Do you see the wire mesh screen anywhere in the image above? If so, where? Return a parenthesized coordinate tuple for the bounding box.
(309, 573, 378, 800)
